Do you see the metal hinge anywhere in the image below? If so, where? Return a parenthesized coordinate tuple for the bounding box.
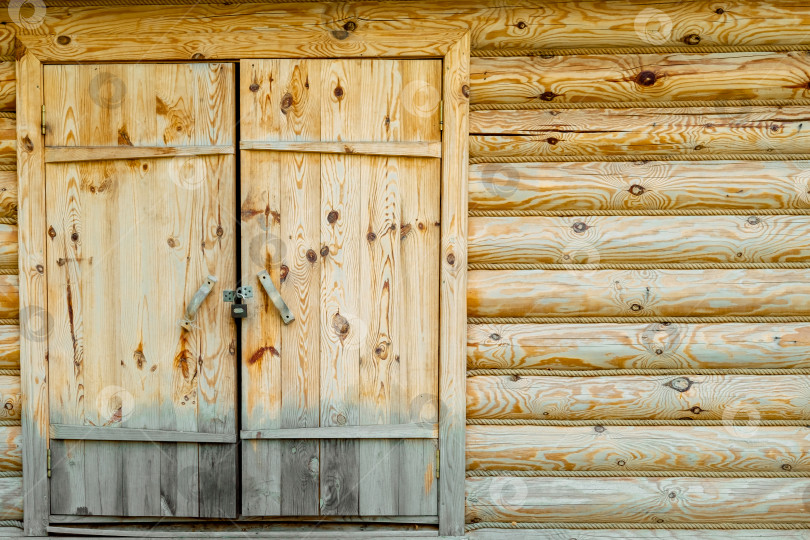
(41, 105, 46, 135)
(435, 448, 440, 479)
(47, 448, 51, 478)
(439, 100, 444, 131)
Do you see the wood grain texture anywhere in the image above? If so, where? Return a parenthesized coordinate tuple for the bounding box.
(469, 107, 810, 158)
(0, 27, 13, 57)
(466, 374, 810, 420)
(23, 1, 810, 51)
(0, 375, 20, 423)
(0, 426, 20, 472)
(0, 325, 18, 370)
(0, 61, 14, 111)
(439, 33, 470, 537)
(469, 215, 810, 264)
(470, 52, 810, 105)
(0, 477, 22, 520)
(468, 269, 810, 318)
(468, 160, 810, 212)
(242, 140, 441, 158)
(0, 171, 16, 219)
(469, 531, 810, 540)
(468, 323, 810, 370)
(16, 49, 47, 536)
(466, 425, 810, 472)
(466, 477, 810, 523)
(0, 116, 15, 167)
(45, 144, 233, 163)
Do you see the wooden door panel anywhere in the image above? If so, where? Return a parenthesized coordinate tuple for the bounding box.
(240, 59, 441, 517)
(45, 63, 237, 518)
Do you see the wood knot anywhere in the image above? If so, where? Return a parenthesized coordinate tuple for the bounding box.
(306, 249, 317, 263)
(715, 7, 725, 14)
(668, 491, 677, 499)
(617, 459, 626, 466)
(334, 85, 344, 99)
(630, 303, 643, 311)
(665, 377, 693, 392)
(343, 20, 357, 32)
(490, 333, 501, 341)
(747, 216, 761, 225)
(367, 231, 377, 243)
(782, 463, 793, 471)
(216, 226, 224, 237)
(655, 348, 664, 355)
(320, 245, 329, 258)
(332, 313, 350, 339)
(629, 184, 645, 196)
(280, 264, 289, 282)
(636, 70, 657, 86)
(336, 413, 347, 425)
(546, 137, 558, 145)
(462, 84, 470, 98)
(374, 341, 389, 359)
(56, 35, 71, 45)
(735, 252, 743, 258)
(690, 406, 703, 414)
(539, 91, 558, 101)
(191, 53, 206, 60)
(167, 237, 177, 248)
(572, 221, 588, 233)
(327, 210, 339, 224)
(516, 20, 528, 30)
(594, 425, 606, 433)
(683, 33, 701, 45)
(71, 232, 79, 242)
(280, 92, 294, 113)
(22, 135, 34, 153)
(249, 83, 260, 92)
(48, 226, 56, 239)
(36, 264, 44, 274)
(447, 253, 456, 266)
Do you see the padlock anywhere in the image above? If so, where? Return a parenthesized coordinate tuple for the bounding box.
(231, 303, 248, 319)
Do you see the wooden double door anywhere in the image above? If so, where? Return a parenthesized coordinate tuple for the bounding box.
(44, 59, 442, 519)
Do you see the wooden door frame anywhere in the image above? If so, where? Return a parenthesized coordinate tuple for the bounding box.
(16, 26, 469, 537)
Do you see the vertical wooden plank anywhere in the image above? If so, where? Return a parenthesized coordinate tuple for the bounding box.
(18, 48, 49, 533)
(357, 60, 405, 516)
(438, 33, 470, 537)
(398, 60, 442, 516)
(192, 62, 237, 520)
(240, 59, 283, 517)
(319, 59, 361, 516)
(277, 59, 321, 516)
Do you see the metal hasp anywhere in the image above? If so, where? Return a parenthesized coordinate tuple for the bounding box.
(180, 275, 218, 331)
(257, 270, 295, 325)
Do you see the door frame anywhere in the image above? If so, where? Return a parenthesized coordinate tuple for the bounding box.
(16, 24, 470, 537)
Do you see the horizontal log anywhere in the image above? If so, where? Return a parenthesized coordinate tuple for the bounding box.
(468, 530, 810, 540)
(470, 52, 810, 105)
(28, 1, 810, 50)
(0, 62, 13, 111)
(0, 116, 14, 167)
(241, 423, 438, 439)
(0, 171, 17, 218)
(469, 215, 810, 265)
(466, 374, 810, 420)
(468, 269, 810, 318)
(466, 425, 810, 472)
(469, 106, 810, 158)
(0, 324, 18, 371)
(0, 426, 21, 471)
(0, 477, 21, 521)
(241, 140, 442, 158)
(468, 323, 810, 370)
(466, 477, 810, 523)
(468, 160, 810, 212)
(0, 27, 13, 57)
(0, 224, 17, 269)
(0, 375, 20, 423)
(0, 275, 18, 320)
(44, 144, 234, 163)
(49, 425, 236, 443)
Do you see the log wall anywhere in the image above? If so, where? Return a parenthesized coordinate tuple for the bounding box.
(6, 0, 810, 534)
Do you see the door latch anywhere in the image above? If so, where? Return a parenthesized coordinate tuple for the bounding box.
(223, 286, 253, 319)
(257, 270, 295, 325)
(180, 275, 218, 331)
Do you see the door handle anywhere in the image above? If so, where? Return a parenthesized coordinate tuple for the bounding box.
(180, 275, 218, 331)
(257, 270, 295, 325)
